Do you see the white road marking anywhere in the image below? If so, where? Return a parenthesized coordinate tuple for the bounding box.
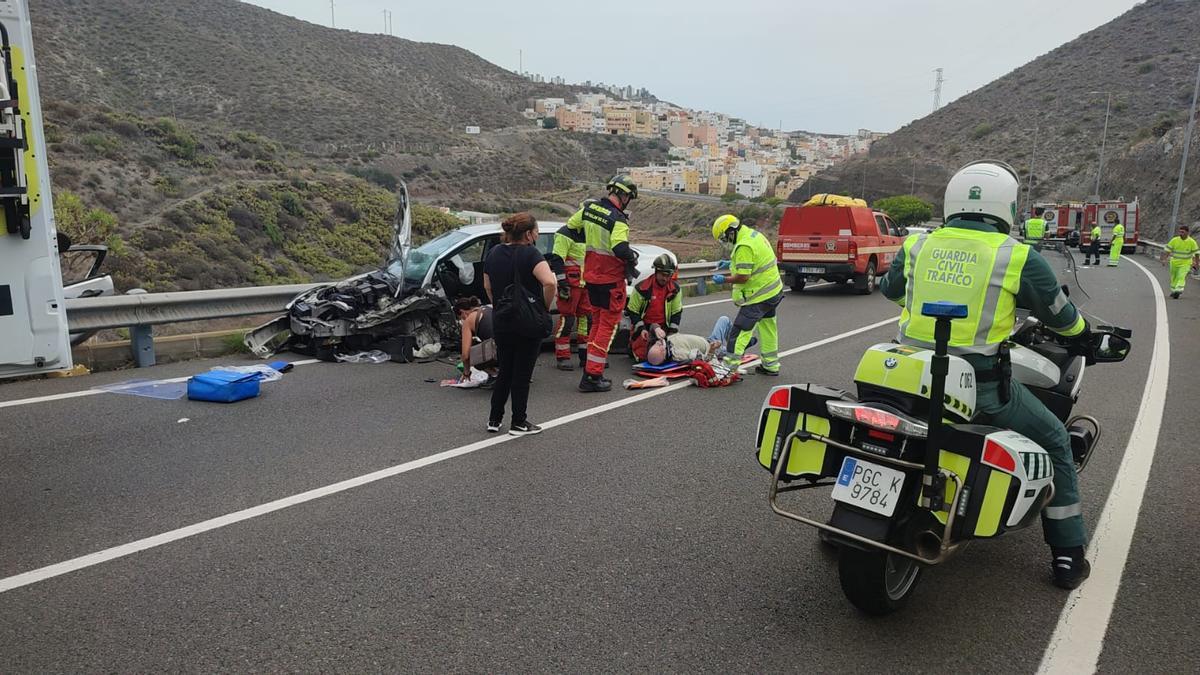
(0, 317, 895, 594)
(1, 285, 843, 408)
(0, 359, 322, 410)
(1038, 258, 1170, 674)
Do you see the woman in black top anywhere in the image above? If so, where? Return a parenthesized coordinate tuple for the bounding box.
(482, 213, 556, 435)
(454, 296, 497, 380)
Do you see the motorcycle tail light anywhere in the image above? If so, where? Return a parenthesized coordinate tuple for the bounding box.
(982, 439, 1017, 473)
(826, 402, 928, 438)
(766, 387, 790, 409)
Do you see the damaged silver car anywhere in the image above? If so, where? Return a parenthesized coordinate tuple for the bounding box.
(245, 184, 459, 362)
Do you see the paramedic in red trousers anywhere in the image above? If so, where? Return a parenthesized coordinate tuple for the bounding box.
(546, 213, 592, 370)
(627, 254, 683, 361)
(567, 175, 640, 393)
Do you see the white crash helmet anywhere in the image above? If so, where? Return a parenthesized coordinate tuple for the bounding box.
(943, 160, 1021, 234)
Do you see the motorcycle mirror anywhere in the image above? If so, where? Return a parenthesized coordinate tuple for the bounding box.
(1093, 333, 1131, 363)
(1097, 325, 1133, 339)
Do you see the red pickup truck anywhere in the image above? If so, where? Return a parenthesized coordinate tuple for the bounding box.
(775, 204, 905, 294)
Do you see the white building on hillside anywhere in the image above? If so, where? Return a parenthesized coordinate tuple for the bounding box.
(733, 161, 767, 198)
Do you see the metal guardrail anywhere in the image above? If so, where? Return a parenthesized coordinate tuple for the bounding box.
(66, 283, 321, 368)
(64, 263, 730, 367)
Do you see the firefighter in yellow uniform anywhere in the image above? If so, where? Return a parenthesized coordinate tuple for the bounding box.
(881, 160, 1094, 590)
(712, 214, 783, 375)
(1024, 208, 1046, 251)
(1107, 219, 1125, 267)
(1164, 225, 1200, 299)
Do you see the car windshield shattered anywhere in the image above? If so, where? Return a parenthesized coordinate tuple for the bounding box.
(387, 229, 470, 288)
(244, 182, 459, 362)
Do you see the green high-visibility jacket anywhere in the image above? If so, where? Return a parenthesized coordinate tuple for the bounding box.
(1025, 217, 1046, 240)
(730, 226, 783, 306)
(881, 219, 1086, 368)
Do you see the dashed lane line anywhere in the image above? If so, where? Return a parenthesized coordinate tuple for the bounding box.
(0, 316, 895, 594)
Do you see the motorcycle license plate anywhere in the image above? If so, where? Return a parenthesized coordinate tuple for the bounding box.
(831, 457, 905, 517)
(800, 266, 824, 274)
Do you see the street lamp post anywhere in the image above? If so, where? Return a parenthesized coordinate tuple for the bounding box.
(1024, 125, 1039, 217)
(1170, 63, 1200, 229)
(1089, 91, 1113, 199)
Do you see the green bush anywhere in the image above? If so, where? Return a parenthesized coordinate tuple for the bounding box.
(874, 195, 933, 228)
(152, 118, 198, 160)
(971, 123, 994, 140)
(80, 132, 121, 157)
(1137, 62, 1155, 74)
(347, 166, 399, 191)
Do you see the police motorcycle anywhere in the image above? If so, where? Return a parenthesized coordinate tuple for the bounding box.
(754, 246, 1131, 615)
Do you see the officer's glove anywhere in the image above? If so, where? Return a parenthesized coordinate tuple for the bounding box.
(557, 282, 571, 300)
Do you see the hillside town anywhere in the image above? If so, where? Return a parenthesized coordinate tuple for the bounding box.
(524, 92, 886, 199)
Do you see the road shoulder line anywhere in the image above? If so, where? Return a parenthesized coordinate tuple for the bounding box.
(1038, 257, 1170, 674)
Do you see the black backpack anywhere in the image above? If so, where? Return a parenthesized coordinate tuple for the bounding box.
(493, 246, 551, 339)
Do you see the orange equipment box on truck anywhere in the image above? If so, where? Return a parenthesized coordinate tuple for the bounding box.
(775, 202, 904, 295)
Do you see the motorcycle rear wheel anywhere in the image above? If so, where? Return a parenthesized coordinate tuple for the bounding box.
(838, 547, 922, 615)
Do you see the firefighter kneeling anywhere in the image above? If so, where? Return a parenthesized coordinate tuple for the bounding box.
(567, 175, 640, 392)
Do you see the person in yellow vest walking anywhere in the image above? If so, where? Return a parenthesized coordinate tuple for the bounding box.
(1107, 218, 1125, 267)
(1086, 224, 1102, 266)
(881, 160, 1094, 589)
(711, 214, 784, 375)
(1164, 224, 1200, 299)
(1024, 207, 1046, 251)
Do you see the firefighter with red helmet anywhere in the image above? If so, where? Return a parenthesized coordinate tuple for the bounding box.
(567, 175, 639, 392)
(627, 253, 683, 361)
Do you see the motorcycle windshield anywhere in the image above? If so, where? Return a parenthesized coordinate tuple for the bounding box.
(1054, 243, 1090, 311)
(1014, 243, 1099, 331)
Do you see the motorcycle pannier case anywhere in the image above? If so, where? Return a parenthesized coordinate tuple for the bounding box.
(756, 384, 854, 481)
(935, 424, 1055, 540)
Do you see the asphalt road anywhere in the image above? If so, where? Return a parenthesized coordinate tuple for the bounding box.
(0, 254, 1193, 672)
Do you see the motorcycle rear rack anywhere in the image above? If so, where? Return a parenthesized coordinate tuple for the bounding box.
(768, 428, 966, 566)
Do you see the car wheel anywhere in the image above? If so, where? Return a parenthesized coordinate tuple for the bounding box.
(854, 261, 877, 295)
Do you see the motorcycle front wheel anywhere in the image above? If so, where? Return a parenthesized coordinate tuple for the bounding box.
(837, 547, 922, 615)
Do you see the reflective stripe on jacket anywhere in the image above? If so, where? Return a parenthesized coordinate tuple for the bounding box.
(883, 221, 1086, 359)
(730, 227, 782, 307)
(567, 199, 633, 284)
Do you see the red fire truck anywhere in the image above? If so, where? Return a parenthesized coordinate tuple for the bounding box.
(1033, 198, 1139, 253)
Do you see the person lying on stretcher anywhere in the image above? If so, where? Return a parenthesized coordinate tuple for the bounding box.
(634, 316, 757, 365)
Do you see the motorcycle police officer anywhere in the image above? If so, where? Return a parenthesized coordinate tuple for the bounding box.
(880, 160, 1094, 589)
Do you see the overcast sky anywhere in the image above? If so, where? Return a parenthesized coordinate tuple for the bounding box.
(243, 0, 1142, 134)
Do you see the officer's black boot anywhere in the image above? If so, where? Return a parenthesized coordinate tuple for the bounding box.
(1050, 546, 1091, 590)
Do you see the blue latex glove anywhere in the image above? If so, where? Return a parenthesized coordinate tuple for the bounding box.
(712, 274, 726, 285)
(716, 260, 731, 270)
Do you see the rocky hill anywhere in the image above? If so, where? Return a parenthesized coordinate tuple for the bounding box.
(30, 0, 669, 291)
(800, 0, 1200, 240)
(32, 0, 580, 148)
